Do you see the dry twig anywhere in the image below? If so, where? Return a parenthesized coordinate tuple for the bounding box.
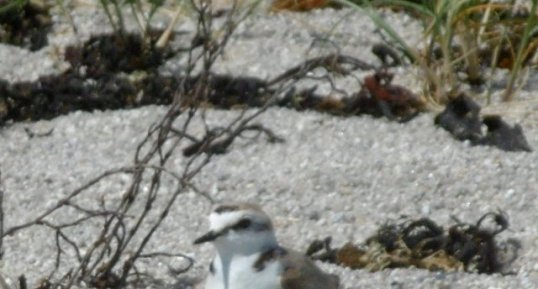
(0, 1, 284, 288)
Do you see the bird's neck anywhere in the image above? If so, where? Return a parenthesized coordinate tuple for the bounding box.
(211, 242, 283, 289)
(214, 236, 279, 259)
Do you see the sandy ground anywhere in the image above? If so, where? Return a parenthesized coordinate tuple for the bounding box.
(1, 2, 537, 289)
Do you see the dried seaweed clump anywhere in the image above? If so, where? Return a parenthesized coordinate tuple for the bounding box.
(435, 93, 532, 152)
(307, 212, 519, 274)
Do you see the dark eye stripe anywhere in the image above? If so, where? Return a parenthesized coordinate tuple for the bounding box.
(233, 219, 252, 230)
(230, 219, 271, 231)
(214, 205, 239, 214)
(219, 219, 271, 236)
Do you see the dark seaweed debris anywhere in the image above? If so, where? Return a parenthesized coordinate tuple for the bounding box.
(0, 32, 176, 124)
(307, 211, 519, 274)
(434, 93, 482, 142)
(64, 33, 172, 77)
(478, 115, 532, 152)
(277, 70, 426, 122)
(353, 70, 425, 121)
(435, 93, 532, 152)
(2, 37, 427, 125)
(0, 0, 52, 51)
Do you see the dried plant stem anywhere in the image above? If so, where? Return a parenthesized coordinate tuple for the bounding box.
(504, 0, 538, 101)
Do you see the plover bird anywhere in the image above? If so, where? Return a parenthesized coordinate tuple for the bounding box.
(194, 202, 340, 289)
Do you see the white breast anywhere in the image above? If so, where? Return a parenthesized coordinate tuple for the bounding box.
(205, 253, 283, 289)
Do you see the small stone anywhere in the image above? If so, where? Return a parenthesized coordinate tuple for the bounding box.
(308, 211, 320, 221)
(421, 203, 431, 215)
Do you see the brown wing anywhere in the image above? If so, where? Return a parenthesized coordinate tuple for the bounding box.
(280, 249, 340, 289)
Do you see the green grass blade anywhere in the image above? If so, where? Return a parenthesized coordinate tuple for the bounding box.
(337, 0, 416, 62)
(504, 0, 538, 101)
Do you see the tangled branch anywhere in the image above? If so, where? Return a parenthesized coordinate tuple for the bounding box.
(0, 2, 284, 288)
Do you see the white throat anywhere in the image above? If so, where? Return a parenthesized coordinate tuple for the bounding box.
(199, 204, 285, 289)
(208, 231, 281, 289)
(208, 246, 283, 289)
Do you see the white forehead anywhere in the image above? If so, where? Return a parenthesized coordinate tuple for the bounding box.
(208, 209, 271, 231)
(209, 211, 244, 231)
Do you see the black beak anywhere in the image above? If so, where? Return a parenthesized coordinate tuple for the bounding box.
(193, 230, 221, 244)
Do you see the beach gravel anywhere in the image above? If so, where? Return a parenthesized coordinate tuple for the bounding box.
(0, 2, 537, 289)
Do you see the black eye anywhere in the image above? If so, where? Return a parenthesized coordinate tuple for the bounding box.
(234, 219, 252, 230)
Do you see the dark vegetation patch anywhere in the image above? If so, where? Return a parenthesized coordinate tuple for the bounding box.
(0, 0, 52, 51)
(270, 0, 342, 12)
(435, 94, 532, 152)
(0, 29, 531, 152)
(0, 37, 427, 125)
(0, 32, 176, 123)
(64, 32, 173, 76)
(307, 211, 520, 274)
